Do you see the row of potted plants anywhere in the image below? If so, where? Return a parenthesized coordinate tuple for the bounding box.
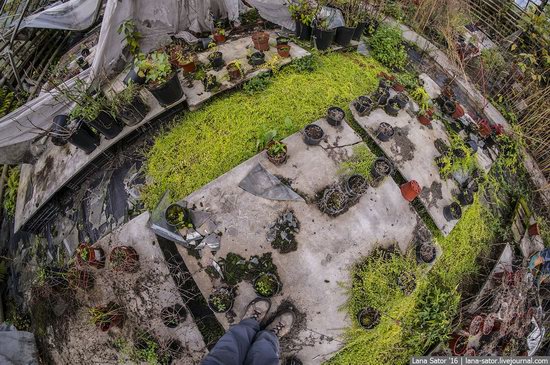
(76, 243, 140, 272)
(289, 0, 379, 50)
(207, 272, 282, 313)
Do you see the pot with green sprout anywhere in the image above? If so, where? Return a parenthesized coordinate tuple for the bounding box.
(266, 140, 288, 165)
(137, 51, 184, 106)
(208, 287, 234, 313)
(253, 273, 281, 298)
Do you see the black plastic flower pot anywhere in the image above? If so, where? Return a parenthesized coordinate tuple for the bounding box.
(77, 56, 90, 70)
(354, 96, 374, 117)
(357, 307, 380, 330)
(394, 93, 409, 108)
(344, 174, 368, 197)
(442, 100, 456, 116)
(119, 96, 150, 126)
(253, 273, 281, 298)
(417, 242, 436, 264)
(303, 124, 324, 145)
(248, 51, 265, 66)
(373, 88, 390, 106)
(352, 22, 367, 41)
(68, 120, 100, 154)
(87, 111, 123, 140)
(371, 157, 394, 179)
(148, 72, 184, 107)
(364, 19, 379, 36)
(443, 202, 462, 221)
(457, 188, 474, 206)
(314, 28, 336, 51)
(326, 106, 345, 126)
(384, 100, 401, 117)
(165, 203, 190, 229)
(376, 122, 394, 142)
(208, 51, 225, 70)
(123, 68, 145, 86)
(334, 26, 355, 47)
(51, 115, 69, 146)
(296, 20, 312, 41)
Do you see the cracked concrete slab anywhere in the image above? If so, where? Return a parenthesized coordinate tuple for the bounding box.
(175, 119, 425, 364)
(350, 102, 461, 236)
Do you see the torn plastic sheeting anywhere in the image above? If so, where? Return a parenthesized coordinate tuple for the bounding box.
(528, 316, 545, 356)
(19, 0, 103, 31)
(149, 190, 190, 246)
(316, 6, 344, 30)
(246, 0, 294, 30)
(238, 163, 305, 202)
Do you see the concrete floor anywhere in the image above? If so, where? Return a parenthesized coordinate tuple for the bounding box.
(350, 100, 461, 236)
(46, 212, 207, 364)
(175, 119, 427, 364)
(182, 32, 310, 111)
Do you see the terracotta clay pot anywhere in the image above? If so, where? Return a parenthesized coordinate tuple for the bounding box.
(277, 44, 291, 58)
(417, 114, 431, 126)
(400, 180, 421, 202)
(213, 32, 226, 44)
(478, 119, 492, 138)
(181, 60, 196, 74)
(469, 314, 485, 335)
(77, 244, 105, 268)
(252, 31, 270, 51)
(452, 103, 465, 119)
(528, 223, 540, 236)
(449, 334, 468, 355)
(392, 83, 405, 92)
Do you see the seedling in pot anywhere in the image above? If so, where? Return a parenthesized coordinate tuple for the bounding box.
(302, 124, 324, 145)
(76, 243, 105, 268)
(357, 307, 380, 330)
(354, 95, 374, 117)
(226, 60, 244, 81)
(326, 106, 345, 126)
(253, 273, 280, 298)
(89, 302, 124, 331)
(208, 287, 235, 313)
(443, 202, 462, 221)
(203, 74, 219, 92)
(165, 204, 193, 229)
(416, 242, 436, 264)
(318, 185, 350, 216)
(384, 99, 401, 117)
(376, 122, 394, 141)
(109, 246, 139, 272)
(207, 48, 225, 71)
(344, 174, 368, 197)
(371, 157, 394, 180)
(266, 140, 288, 165)
(248, 51, 266, 66)
(213, 22, 226, 44)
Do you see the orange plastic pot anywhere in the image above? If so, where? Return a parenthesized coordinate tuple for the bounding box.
(400, 180, 421, 202)
(452, 103, 465, 119)
(213, 33, 226, 44)
(277, 44, 291, 58)
(478, 119, 492, 138)
(181, 61, 196, 74)
(417, 114, 431, 126)
(528, 223, 540, 236)
(252, 32, 270, 51)
(392, 83, 405, 92)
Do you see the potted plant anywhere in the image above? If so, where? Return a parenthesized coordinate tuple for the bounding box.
(266, 140, 288, 165)
(326, 106, 345, 126)
(372, 87, 390, 106)
(248, 51, 265, 66)
(277, 43, 291, 58)
(335, 0, 360, 47)
(457, 188, 474, 206)
(77, 243, 105, 268)
(384, 99, 401, 117)
(289, 0, 314, 40)
(371, 157, 394, 179)
(253, 273, 281, 298)
(208, 287, 234, 313)
(67, 269, 95, 290)
(161, 304, 187, 328)
(203, 74, 219, 92)
(443, 202, 462, 221)
(416, 242, 436, 263)
(376, 122, 394, 141)
(400, 180, 421, 202)
(226, 60, 244, 81)
(477, 119, 492, 138)
(207, 43, 225, 70)
(417, 110, 432, 126)
(344, 174, 368, 197)
(51, 115, 100, 153)
(357, 307, 380, 330)
(452, 102, 465, 119)
(528, 223, 540, 236)
(302, 124, 324, 145)
(354, 95, 374, 117)
(394, 93, 409, 108)
(165, 203, 193, 229)
(69, 91, 123, 140)
(469, 315, 485, 336)
(168, 44, 197, 74)
(314, 15, 336, 51)
(138, 51, 184, 106)
(109, 246, 139, 272)
(441, 99, 456, 116)
(89, 302, 124, 331)
(109, 82, 150, 126)
(449, 333, 468, 355)
(213, 24, 226, 44)
(252, 31, 270, 51)
(318, 186, 349, 216)
(276, 36, 290, 46)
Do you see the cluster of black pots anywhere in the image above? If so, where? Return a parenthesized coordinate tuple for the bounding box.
(51, 115, 100, 154)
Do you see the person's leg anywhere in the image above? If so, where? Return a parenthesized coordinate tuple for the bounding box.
(201, 318, 259, 365)
(243, 330, 280, 365)
(244, 311, 295, 365)
(202, 298, 271, 365)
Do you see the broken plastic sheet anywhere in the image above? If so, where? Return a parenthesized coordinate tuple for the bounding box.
(19, 0, 103, 31)
(246, 0, 294, 30)
(239, 163, 305, 202)
(148, 190, 221, 252)
(528, 315, 545, 356)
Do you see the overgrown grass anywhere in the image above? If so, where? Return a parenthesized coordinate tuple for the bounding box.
(329, 195, 497, 365)
(143, 53, 384, 208)
(3, 166, 20, 218)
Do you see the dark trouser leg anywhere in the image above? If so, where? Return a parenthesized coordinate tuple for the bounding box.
(243, 330, 280, 365)
(201, 318, 260, 365)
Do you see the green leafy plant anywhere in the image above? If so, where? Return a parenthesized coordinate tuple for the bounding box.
(339, 145, 377, 182)
(436, 134, 478, 178)
(117, 19, 142, 57)
(253, 273, 279, 297)
(409, 86, 431, 111)
(208, 288, 233, 312)
(256, 129, 277, 151)
(480, 48, 507, 74)
(143, 51, 173, 86)
(289, 0, 316, 26)
(292, 55, 317, 72)
(368, 25, 408, 70)
(244, 72, 272, 95)
(79, 247, 90, 262)
(267, 140, 286, 157)
(89, 303, 123, 327)
(395, 72, 419, 90)
(3, 166, 20, 218)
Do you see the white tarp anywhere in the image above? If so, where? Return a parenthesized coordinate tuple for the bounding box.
(20, 0, 103, 31)
(0, 0, 292, 164)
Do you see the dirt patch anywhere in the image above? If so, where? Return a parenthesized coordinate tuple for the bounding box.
(389, 126, 415, 163)
(35, 156, 54, 189)
(420, 181, 443, 207)
(267, 210, 300, 254)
